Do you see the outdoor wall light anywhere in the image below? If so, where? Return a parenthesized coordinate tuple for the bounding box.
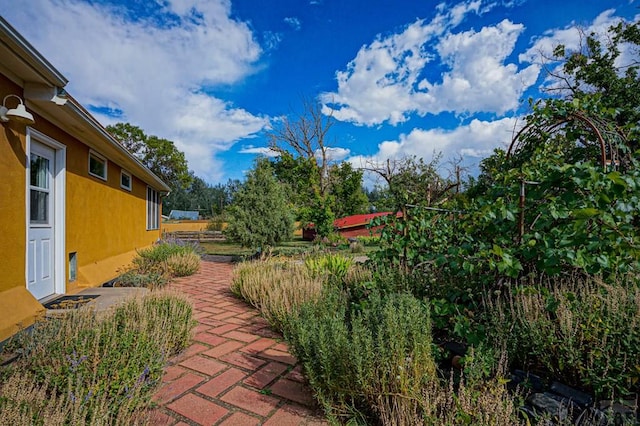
(0, 94, 35, 125)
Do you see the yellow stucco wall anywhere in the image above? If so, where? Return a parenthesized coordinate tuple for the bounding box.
(64, 135, 161, 290)
(0, 76, 162, 341)
(0, 81, 28, 295)
(0, 79, 41, 341)
(162, 220, 212, 232)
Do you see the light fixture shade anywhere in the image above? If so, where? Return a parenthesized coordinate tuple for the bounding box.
(6, 103, 35, 124)
(1, 94, 35, 125)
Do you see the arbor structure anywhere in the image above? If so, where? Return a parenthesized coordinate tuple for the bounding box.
(375, 20, 640, 282)
(508, 21, 640, 170)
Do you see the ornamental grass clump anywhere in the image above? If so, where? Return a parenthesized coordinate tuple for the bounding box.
(0, 290, 194, 425)
(167, 252, 201, 277)
(304, 252, 353, 284)
(231, 259, 324, 330)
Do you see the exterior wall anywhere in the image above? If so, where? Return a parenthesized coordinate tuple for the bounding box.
(0, 78, 43, 341)
(62, 132, 161, 290)
(0, 75, 162, 341)
(0, 77, 28, 296)
(162, 220, 211, 233)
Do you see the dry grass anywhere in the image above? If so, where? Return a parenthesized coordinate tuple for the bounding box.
(231, 259, 324, 330)
(371, 348, 523, 426)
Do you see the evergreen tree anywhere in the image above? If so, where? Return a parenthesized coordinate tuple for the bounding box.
(225, 158, 294, 251)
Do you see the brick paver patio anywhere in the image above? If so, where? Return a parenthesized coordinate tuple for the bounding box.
(150, 259, 327, 425)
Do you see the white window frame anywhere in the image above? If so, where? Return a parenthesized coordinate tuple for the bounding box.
(147, 186, 160, 230)
(88, 150, 107, 181)
(120, 170, 132, 191)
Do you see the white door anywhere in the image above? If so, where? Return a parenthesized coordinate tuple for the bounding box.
(27, 141, 56, 300)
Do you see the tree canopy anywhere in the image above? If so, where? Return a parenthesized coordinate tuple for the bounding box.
(268, 98, 367, 237)
(107, 123, 192, 189)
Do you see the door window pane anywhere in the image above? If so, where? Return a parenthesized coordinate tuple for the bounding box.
(30, 189, 49, 223)
(30, 154, 49, 189)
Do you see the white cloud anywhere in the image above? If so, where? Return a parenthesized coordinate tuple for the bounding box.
(0, 0, 269, 182)
(348, 117, 520, 184)
(284, 17, 302, 31)
(321, 0, 539, 126)
(238, 146, 280, 157)
(321, 147, 351, 162)
(427, 19, 540, 115)
(520, 9, 640, 93)
(263, 31, 284, 51)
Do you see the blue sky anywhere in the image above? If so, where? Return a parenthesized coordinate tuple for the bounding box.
(1, 0, 638, 186)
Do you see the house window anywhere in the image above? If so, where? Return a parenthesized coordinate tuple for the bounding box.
(147, 187, 160, 230)
(88, 151, 107, 180)
(120, 170, 132, 191)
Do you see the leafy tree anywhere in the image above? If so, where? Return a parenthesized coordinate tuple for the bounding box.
(163, 175, 240, 218)
(107, 123, 192, 189)
(327, 162, 368, 218)
(268, 97, 334, 198)
(508, 20, 640, 170)
(373, 20, 640, 290)
(268, 97, 366, 237)
(363, 185, 391, 212)
(550, 21, 640, 135)
(271, 154, 319, 211)
(364, 155, 458, 212)
(225, 158, 294, 251)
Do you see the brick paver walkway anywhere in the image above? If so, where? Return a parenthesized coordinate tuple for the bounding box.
(149, 259, 327, 425)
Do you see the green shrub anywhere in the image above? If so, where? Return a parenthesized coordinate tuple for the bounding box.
(304, 253, 353, 284)
(206, 214, 226, 231)
(485, 274, 640, 399)
(0, 372, 146, 426)
(356, 235, 379, 246)
(0, 291, 194, 424)
(133, 241, 198, 273)
(119, 240, 201, 287)
(285, 289, 436, 424)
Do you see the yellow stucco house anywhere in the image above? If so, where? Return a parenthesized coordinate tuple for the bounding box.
(0, 17, 170, 342)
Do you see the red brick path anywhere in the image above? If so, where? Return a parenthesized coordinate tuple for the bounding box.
(150, 260, 327, 425)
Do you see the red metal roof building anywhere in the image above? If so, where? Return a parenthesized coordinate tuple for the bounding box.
(303, 211, 401, 240)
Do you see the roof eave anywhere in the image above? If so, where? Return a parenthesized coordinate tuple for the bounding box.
(0, 16, 67, 87)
